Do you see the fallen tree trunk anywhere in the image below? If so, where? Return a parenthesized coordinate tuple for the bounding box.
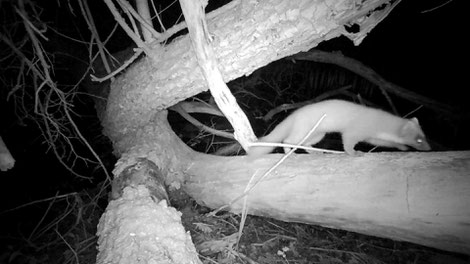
(89, 0, 470, 259)
(184, 150, 470, 254)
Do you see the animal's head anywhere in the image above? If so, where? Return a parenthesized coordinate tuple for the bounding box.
(401, 118, 431, 151)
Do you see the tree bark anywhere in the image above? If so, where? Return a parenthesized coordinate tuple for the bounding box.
(99, 110, 470, 255)
(184, 150, 470, 254)
(100, 0, 400, 151)
(97, 186, 201, 264)
(91, 0, 470, 261)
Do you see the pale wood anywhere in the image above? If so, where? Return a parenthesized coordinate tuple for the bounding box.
(90, 0, 470, 258)
(184, 151, 470, 254)
(101, 0, 399, 149)
(180, 0, 257, 150)
(97, 186, 201, 264)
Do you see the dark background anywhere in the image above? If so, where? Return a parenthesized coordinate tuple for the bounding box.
(0, 0, 467, 259)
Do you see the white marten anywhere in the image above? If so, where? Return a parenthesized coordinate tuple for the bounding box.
(247, 100, 431, 156)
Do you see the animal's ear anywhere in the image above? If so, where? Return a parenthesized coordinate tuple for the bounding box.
(410, 117, 420, 125)
(401, 118, 419, 134)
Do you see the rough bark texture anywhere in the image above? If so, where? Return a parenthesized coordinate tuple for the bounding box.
(184, 150, 470, 254)
(102, 0, 399, 153)
(97, 186, 201, 264)
(180, 0, 257, 151)
(92, 0, 470, 260)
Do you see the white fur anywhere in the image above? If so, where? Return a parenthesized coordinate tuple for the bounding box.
(248, 100, 430, 156)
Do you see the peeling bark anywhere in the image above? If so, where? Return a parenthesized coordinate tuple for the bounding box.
(102, 0, 400, 153)
(91, 0, 470, 262)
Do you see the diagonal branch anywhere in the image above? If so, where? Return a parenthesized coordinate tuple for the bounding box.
(179, 0, 257, 151)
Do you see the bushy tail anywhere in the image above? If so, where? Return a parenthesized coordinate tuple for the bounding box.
(246, 118, 292, 156)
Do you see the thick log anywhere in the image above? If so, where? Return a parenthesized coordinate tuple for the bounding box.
(101, 0, 399, 149)
(97, 186, 201, 264)
(97, 159, 201, 264)
(92, 0, 468, 257)
(184, 151, 470, 254)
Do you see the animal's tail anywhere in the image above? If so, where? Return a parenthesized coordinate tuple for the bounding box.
(246, 118, 292, 156)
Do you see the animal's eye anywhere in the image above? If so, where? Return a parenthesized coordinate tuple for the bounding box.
(417, 138, 423, 144)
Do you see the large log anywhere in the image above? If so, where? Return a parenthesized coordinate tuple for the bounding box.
(92, 0, 468, 258)
(184, 151, 470, 254)
(101, 0, 399, 148)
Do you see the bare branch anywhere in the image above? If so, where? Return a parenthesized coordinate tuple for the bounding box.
(180, 0, 257, 151)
